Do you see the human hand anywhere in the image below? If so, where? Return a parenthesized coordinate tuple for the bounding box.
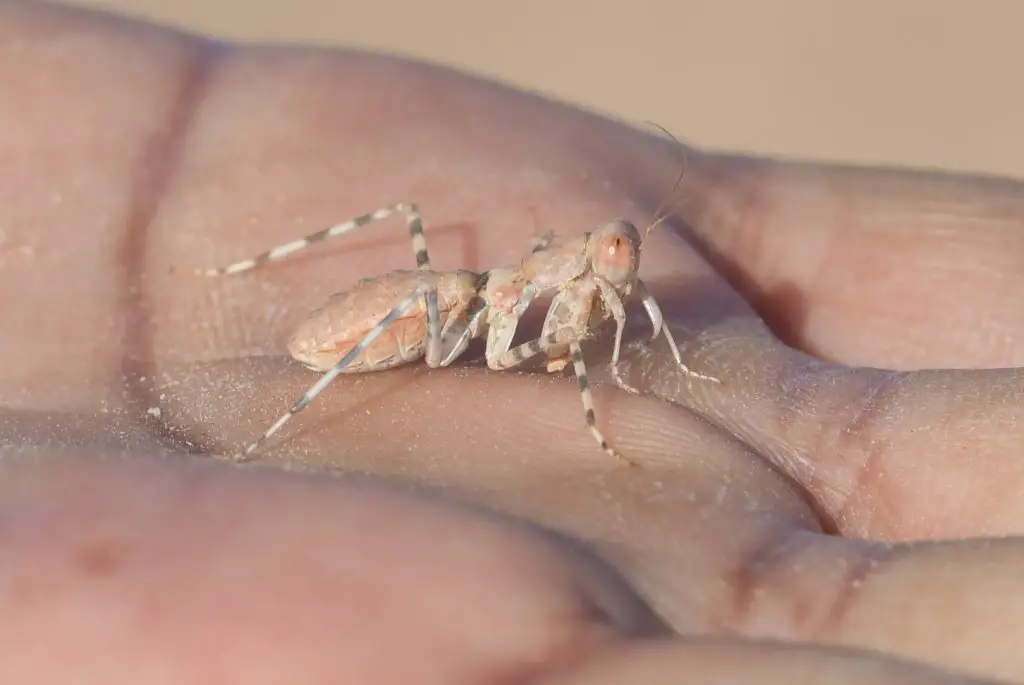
(3, 1, 1023, 683)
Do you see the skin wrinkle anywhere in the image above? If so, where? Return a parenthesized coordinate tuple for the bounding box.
(708, 333, 839, 511)
(680, 318, 910, 538)
(814, 542, 895, 643)
(728, 528, 899, 648)
(772, 362, 875, 526)
(0, 409, 172, 455)
(118, 39, 217, 455)
(724, 521, 805, 631)
(660, 318, 899, 539)
(612, 319, 838, 536)
(828, 371, 905, 535)
(764, 360, 918, 538)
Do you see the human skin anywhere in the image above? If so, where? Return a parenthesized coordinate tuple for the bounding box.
(2, 1, 1024, 683)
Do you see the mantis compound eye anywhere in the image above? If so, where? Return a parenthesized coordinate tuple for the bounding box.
(590, 220, 641, 286)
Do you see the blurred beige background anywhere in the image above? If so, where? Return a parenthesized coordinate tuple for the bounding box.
(62, 0, 1024, 178)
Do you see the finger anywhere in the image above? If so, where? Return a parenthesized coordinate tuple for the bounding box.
(681, 153, 1024, 369)
(0, 451, 651, 683)
(719, 532, 1024, 683)
(535, 639, 1003, 685)
(618, 316, 1024, 540)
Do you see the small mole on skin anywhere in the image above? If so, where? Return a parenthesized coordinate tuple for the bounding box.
(74, 539, 127, 578)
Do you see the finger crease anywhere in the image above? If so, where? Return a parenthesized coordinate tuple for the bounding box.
(116, 40, 220, 454)
(830, 371, 905, 531)
(813, 541, 896, 641)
